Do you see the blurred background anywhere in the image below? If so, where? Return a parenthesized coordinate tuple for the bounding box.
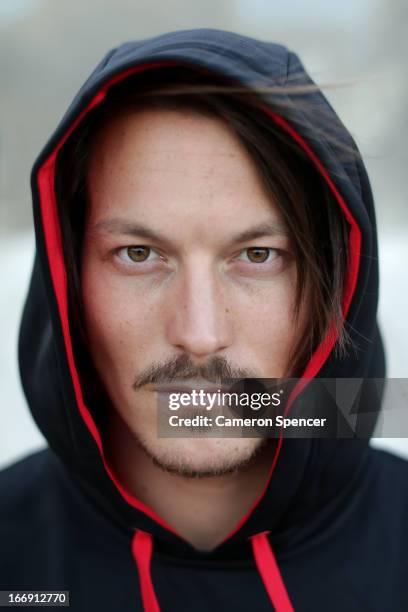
(1, 0, 407, 468)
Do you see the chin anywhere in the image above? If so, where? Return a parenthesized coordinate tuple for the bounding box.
(137, 435, 267, 478)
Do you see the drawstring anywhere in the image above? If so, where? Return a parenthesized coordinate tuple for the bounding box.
(250, 531, 294, 611)
(132, 530, 161, 612)
(132, 529, 294, 612)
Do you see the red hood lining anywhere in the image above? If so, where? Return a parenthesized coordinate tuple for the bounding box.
(36, 60, 362, 543)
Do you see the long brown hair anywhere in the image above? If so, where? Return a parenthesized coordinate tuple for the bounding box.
(55, 65, 352, 409)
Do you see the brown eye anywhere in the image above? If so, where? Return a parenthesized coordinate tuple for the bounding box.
(245, 247, 272, 263)
(126, 246, 151, 262)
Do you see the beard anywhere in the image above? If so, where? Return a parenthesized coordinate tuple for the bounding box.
(105, 388, 274, 481)
(132, 430, 270, 479)
(104, 349, 276, 481)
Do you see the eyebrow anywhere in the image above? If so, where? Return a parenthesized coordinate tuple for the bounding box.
(91, 217, 289, 247)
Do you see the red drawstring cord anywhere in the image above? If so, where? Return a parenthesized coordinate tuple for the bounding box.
(132, 529, 294, 612)
(132, 530, 161, 612)
(250, 531, 294, 611)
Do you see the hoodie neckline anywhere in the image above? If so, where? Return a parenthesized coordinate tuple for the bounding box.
(132, 528, 295, 611)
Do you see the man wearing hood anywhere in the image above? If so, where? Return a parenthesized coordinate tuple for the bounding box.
(1, 28, 407, 611)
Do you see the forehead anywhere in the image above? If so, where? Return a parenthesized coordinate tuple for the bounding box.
(86, 107, 286, 232)
(88, 106, 252, 175)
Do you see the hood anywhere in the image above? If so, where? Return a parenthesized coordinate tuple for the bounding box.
(18, 27, 385, 610)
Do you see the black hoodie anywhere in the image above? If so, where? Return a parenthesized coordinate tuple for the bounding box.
(1, 27, 407, 612)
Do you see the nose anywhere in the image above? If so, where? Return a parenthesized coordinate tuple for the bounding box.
(165, 258, 233, 359)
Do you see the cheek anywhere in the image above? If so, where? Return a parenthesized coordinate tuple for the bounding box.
(232, 272, 301, 371)
(80, 260, 158, 379)
(240, 273, 297, 331)
(243, 301, 296, 351)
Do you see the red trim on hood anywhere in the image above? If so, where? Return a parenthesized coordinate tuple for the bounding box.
(261, 108, 361, 413)
(218, 109, 361, 544)
(37, 61, 186, 536)
(35, 61, 361, 542)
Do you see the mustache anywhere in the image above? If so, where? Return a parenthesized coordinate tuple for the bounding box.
(132, 353, 258, 390)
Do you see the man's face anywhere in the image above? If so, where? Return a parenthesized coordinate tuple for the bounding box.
(80, 106, 309, 476)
